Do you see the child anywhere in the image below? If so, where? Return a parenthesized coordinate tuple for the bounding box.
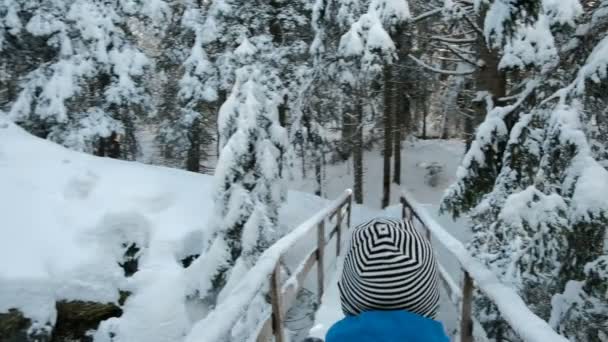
(309, 218, 450, 342)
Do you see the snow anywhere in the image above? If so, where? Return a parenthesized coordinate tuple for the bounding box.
(542, 0, 582, 26)
(499, 15, 558, 73)
(575, 36, 608, 92)
(572, 163, 608, 221)
(0, 119, 337, 340)
(234, 37, 258, 58)
(483, 0, 511, 48)
(369, 0, 411, 28)
(338, 26, 364, 57)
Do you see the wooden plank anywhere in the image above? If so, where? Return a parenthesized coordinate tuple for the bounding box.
(317, 220, 325, 303)
(270, 262, 285, 342)
(329, 196, 351, 221)
(327, 227, 338, 242)
(460, 271, 474, 342)
(347, 195, 353, 229)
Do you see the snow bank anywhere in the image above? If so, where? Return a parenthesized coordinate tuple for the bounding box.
(0, 119, 333, 340)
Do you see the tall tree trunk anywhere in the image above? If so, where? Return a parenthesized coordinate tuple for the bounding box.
(342, 102, 354, 161)
(353, 95, 364, 204)
(278, 95, 287, 127)
(216, 90, 227, 158)
(422, 100, 428, 139)
(393, 96, 407, 185)
(315, 157, 322, 196)
(382, 65, 393, 208)
(464, 115, 474, 152)
(467, 5, 507, 150)
(440, 110, 450, 139)
(186, 117, 201, 172)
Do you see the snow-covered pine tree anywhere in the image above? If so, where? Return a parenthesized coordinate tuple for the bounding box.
(0, 0, 169, 158)
(176, 0, 315, 303)
(309, 0, 408, 204)
(198, 62, 287, 304)
(441, 1, 608, 340)
(154, 0, 310, 172)
(156, 1, 219, 171)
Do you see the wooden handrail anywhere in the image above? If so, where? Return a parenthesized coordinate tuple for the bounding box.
(257, 191, 352, 342)
(186, 190, 353, 342)
(399, 190, 569, 342)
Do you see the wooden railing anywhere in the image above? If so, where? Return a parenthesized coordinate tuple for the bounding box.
(186, 190, 353, 342)
(400, 190, 569, 342)
(257, 190, 353, 342)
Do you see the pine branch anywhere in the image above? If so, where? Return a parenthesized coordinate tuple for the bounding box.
(443, 44, 480, 67)
(408, 54, 475, 75)
(411, 8, 443, 23)
(430, 36, 477, 44)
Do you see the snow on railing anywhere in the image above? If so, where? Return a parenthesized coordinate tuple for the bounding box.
(400, 190, 569, 342)
(186, 190, 353, 342)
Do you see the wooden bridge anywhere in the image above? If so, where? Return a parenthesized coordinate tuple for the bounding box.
(189, 189, 570, 342)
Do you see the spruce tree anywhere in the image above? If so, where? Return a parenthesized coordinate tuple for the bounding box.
(441, 1, 608, 340)
(0, 0, 169, 158)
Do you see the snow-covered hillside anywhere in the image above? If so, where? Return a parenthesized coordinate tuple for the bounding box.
(0, 119, 335, 340)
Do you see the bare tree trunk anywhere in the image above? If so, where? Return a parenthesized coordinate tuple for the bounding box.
(467, 5, 507, 151)
(393, 95, 407, 185)
(315, 157, 322, 196)
(422, 100, 428, 139)
(186, 117, 201, 172)
(301, 143, 307, 178)
(342, 105, 354, 161)
(278, 95, 288, 127)
(353, 95, 364, 204)
(382, 65, 394, 208)
(216, 90, 227, 158)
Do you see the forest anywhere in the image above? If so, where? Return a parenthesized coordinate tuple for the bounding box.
(1, 0, 607, 341)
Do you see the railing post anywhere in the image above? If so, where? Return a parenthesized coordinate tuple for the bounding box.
(270, 261, 285, 342)
(460, 271, 474, 342)
(347, 194, 353, 229)
(317, 220, 325, 303)
(336, 205, 343, 257)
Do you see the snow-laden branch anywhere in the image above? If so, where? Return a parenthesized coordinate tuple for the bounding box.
(431, 35, 477, 44)
(443, 44, 480, 67)
(411, 8, 443, 23)
(401, 190, 570, 342)
(462, 15, 484, 36)
(408, 54, 475, 75)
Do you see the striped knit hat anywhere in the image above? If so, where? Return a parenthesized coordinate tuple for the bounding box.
(338, 217, 440, 319)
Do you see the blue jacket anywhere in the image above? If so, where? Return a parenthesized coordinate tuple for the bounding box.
(326, 310, 450, 342)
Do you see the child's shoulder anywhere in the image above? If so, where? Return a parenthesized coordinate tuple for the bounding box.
(326, 310, 450, 342)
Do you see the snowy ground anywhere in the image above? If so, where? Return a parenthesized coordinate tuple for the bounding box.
(0, 120, 334, 340)
(289, 139, 471, 341)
